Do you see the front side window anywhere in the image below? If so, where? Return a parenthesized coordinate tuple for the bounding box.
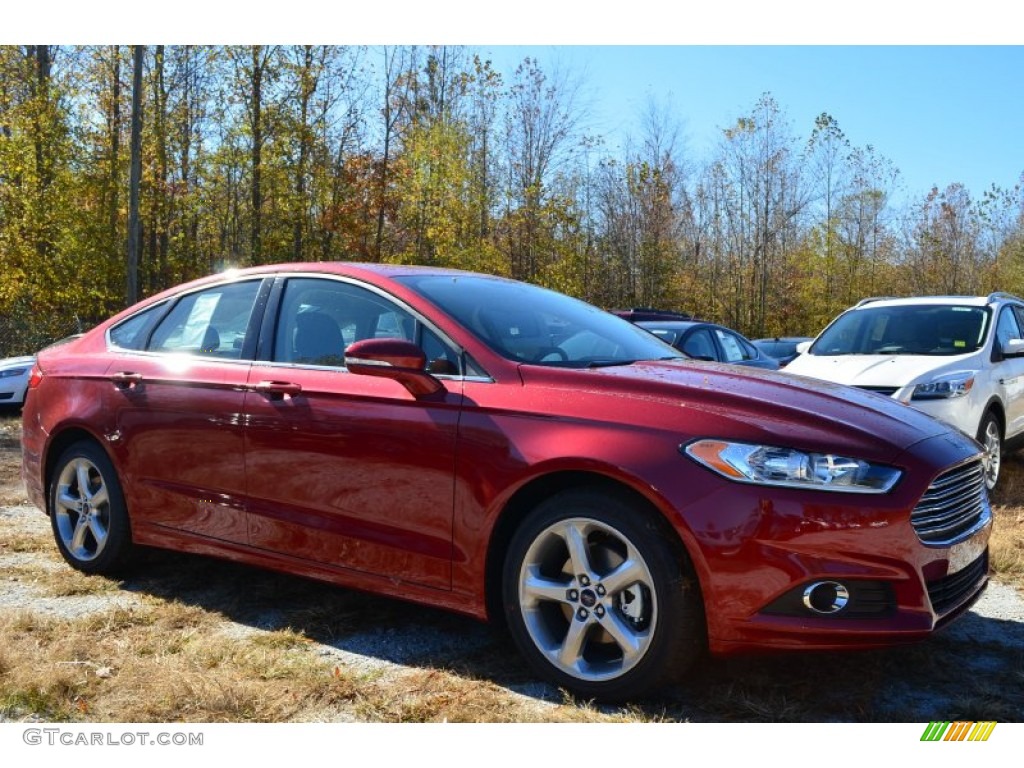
(995, 305, 1022, 350)
(682, 329, 717, 361)
(273, 278, 461, 373)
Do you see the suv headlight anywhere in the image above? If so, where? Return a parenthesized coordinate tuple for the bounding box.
(684, 440, 901, 493)
(911, 371, 975, 400)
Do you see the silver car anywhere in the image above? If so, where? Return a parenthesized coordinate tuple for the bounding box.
(0, 355, 34, 406)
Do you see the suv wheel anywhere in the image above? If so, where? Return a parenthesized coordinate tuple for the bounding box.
(976, 412, 1001, 491)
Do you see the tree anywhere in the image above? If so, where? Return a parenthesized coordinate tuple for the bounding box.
(906, 183, 990, 295)
(704, 94, 808, 336)
(500, 57, 584, 282)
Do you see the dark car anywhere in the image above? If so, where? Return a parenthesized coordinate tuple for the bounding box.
(637, 320, 781, 370)
(21, 264, 990, 701)
(753, 336, 815, 367)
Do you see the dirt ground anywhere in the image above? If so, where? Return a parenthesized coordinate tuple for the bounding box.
(1, 409, 1022, 722)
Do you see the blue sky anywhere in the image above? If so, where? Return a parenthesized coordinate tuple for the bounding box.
(485, 46, 1024, 204)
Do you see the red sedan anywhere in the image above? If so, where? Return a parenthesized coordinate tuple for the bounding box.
(21, 263, 991, 701)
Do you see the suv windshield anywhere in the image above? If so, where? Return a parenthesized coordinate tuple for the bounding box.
(397, 274, 684, 367)
(811, 304, 991, 356)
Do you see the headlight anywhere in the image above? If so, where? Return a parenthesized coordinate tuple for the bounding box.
(911, 371, 975, 400)
(683, 440, 901, 493)
(0, 367, 28, 379)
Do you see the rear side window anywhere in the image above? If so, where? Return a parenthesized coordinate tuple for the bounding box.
(147, 281, 262, 358)
(716, 329, 757, 363)
(108, 303, 166, 350)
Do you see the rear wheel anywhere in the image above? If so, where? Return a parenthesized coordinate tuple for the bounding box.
(49, 441, 134, 574)
(502, 489, 705, 701)
(976, 412, 1002, 491)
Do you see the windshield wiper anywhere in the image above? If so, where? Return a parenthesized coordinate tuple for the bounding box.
(585, 359, 637, 368)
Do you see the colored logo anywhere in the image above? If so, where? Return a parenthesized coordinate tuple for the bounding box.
(921, 721, 997, 742)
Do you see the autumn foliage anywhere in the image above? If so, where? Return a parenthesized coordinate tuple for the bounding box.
(1, 45, 1023, 356)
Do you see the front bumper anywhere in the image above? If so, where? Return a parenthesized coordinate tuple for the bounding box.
(666, 433, 991, 655)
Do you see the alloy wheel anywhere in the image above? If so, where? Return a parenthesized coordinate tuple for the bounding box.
(53, 456, 112, 562)
(517, 517, 657, 682)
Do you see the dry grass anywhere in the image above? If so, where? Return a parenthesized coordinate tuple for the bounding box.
(990, 454, 1024, 581)
(0, 595, 651, 723)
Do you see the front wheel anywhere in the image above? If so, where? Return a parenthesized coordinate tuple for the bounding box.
(976, 412, 1002, 491)
(502, 489, 705, 702)
(49, 440, 134, 574)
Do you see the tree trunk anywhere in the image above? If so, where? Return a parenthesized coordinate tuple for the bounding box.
(250, 46, 263, 264)
(127, 45, 144, 306)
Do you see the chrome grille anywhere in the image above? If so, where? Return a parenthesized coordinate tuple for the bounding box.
(911, 459, 990, 545)
(927, 550, 988, 615)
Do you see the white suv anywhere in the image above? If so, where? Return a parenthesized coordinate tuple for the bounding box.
(785, 293, 1024, 489)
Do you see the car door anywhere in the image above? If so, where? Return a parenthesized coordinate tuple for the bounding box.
(102, 278, 268, 543)
(242, 275, 462, 589)
(998, 305, 1024, 438)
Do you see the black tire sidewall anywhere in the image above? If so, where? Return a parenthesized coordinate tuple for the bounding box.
(49, 440, 133, 575)
(976, 411, 1002, 488)
(502, 488, 704, 702)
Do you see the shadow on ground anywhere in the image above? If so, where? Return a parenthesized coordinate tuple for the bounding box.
(112, 547, 1024, 722)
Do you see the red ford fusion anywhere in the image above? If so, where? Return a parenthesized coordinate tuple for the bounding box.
(21, 263, 991, 700)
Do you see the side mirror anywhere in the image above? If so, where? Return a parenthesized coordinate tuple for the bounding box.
(1002, 338, 1024, 358)
(795, 341, 812, 354)
(345, 338, 444, 397)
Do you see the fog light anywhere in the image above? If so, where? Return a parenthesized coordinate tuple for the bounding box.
(802, 581, 850, 614)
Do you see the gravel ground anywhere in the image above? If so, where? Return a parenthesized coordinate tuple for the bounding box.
(3, 498, 1023, 707)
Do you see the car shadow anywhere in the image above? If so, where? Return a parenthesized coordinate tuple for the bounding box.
(113, 548, 1024, 721)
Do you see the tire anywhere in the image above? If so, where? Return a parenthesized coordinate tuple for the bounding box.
(49, 440, 134, 574)
(976, 412, 1002, 491)
(502, 488, 705, 702)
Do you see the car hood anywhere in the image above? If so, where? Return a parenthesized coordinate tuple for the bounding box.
(784, 352, 976, 388)
(518, 360, 960, 463)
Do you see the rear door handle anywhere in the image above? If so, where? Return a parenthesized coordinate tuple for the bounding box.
(253, 380, 302, 399)
(111, 372, 143, 390)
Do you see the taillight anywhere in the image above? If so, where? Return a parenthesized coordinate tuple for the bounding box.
(27, 364, 44, 389)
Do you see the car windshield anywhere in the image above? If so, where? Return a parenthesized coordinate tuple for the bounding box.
(397, 274, 684, 367)
(811, 304, 991, 356)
